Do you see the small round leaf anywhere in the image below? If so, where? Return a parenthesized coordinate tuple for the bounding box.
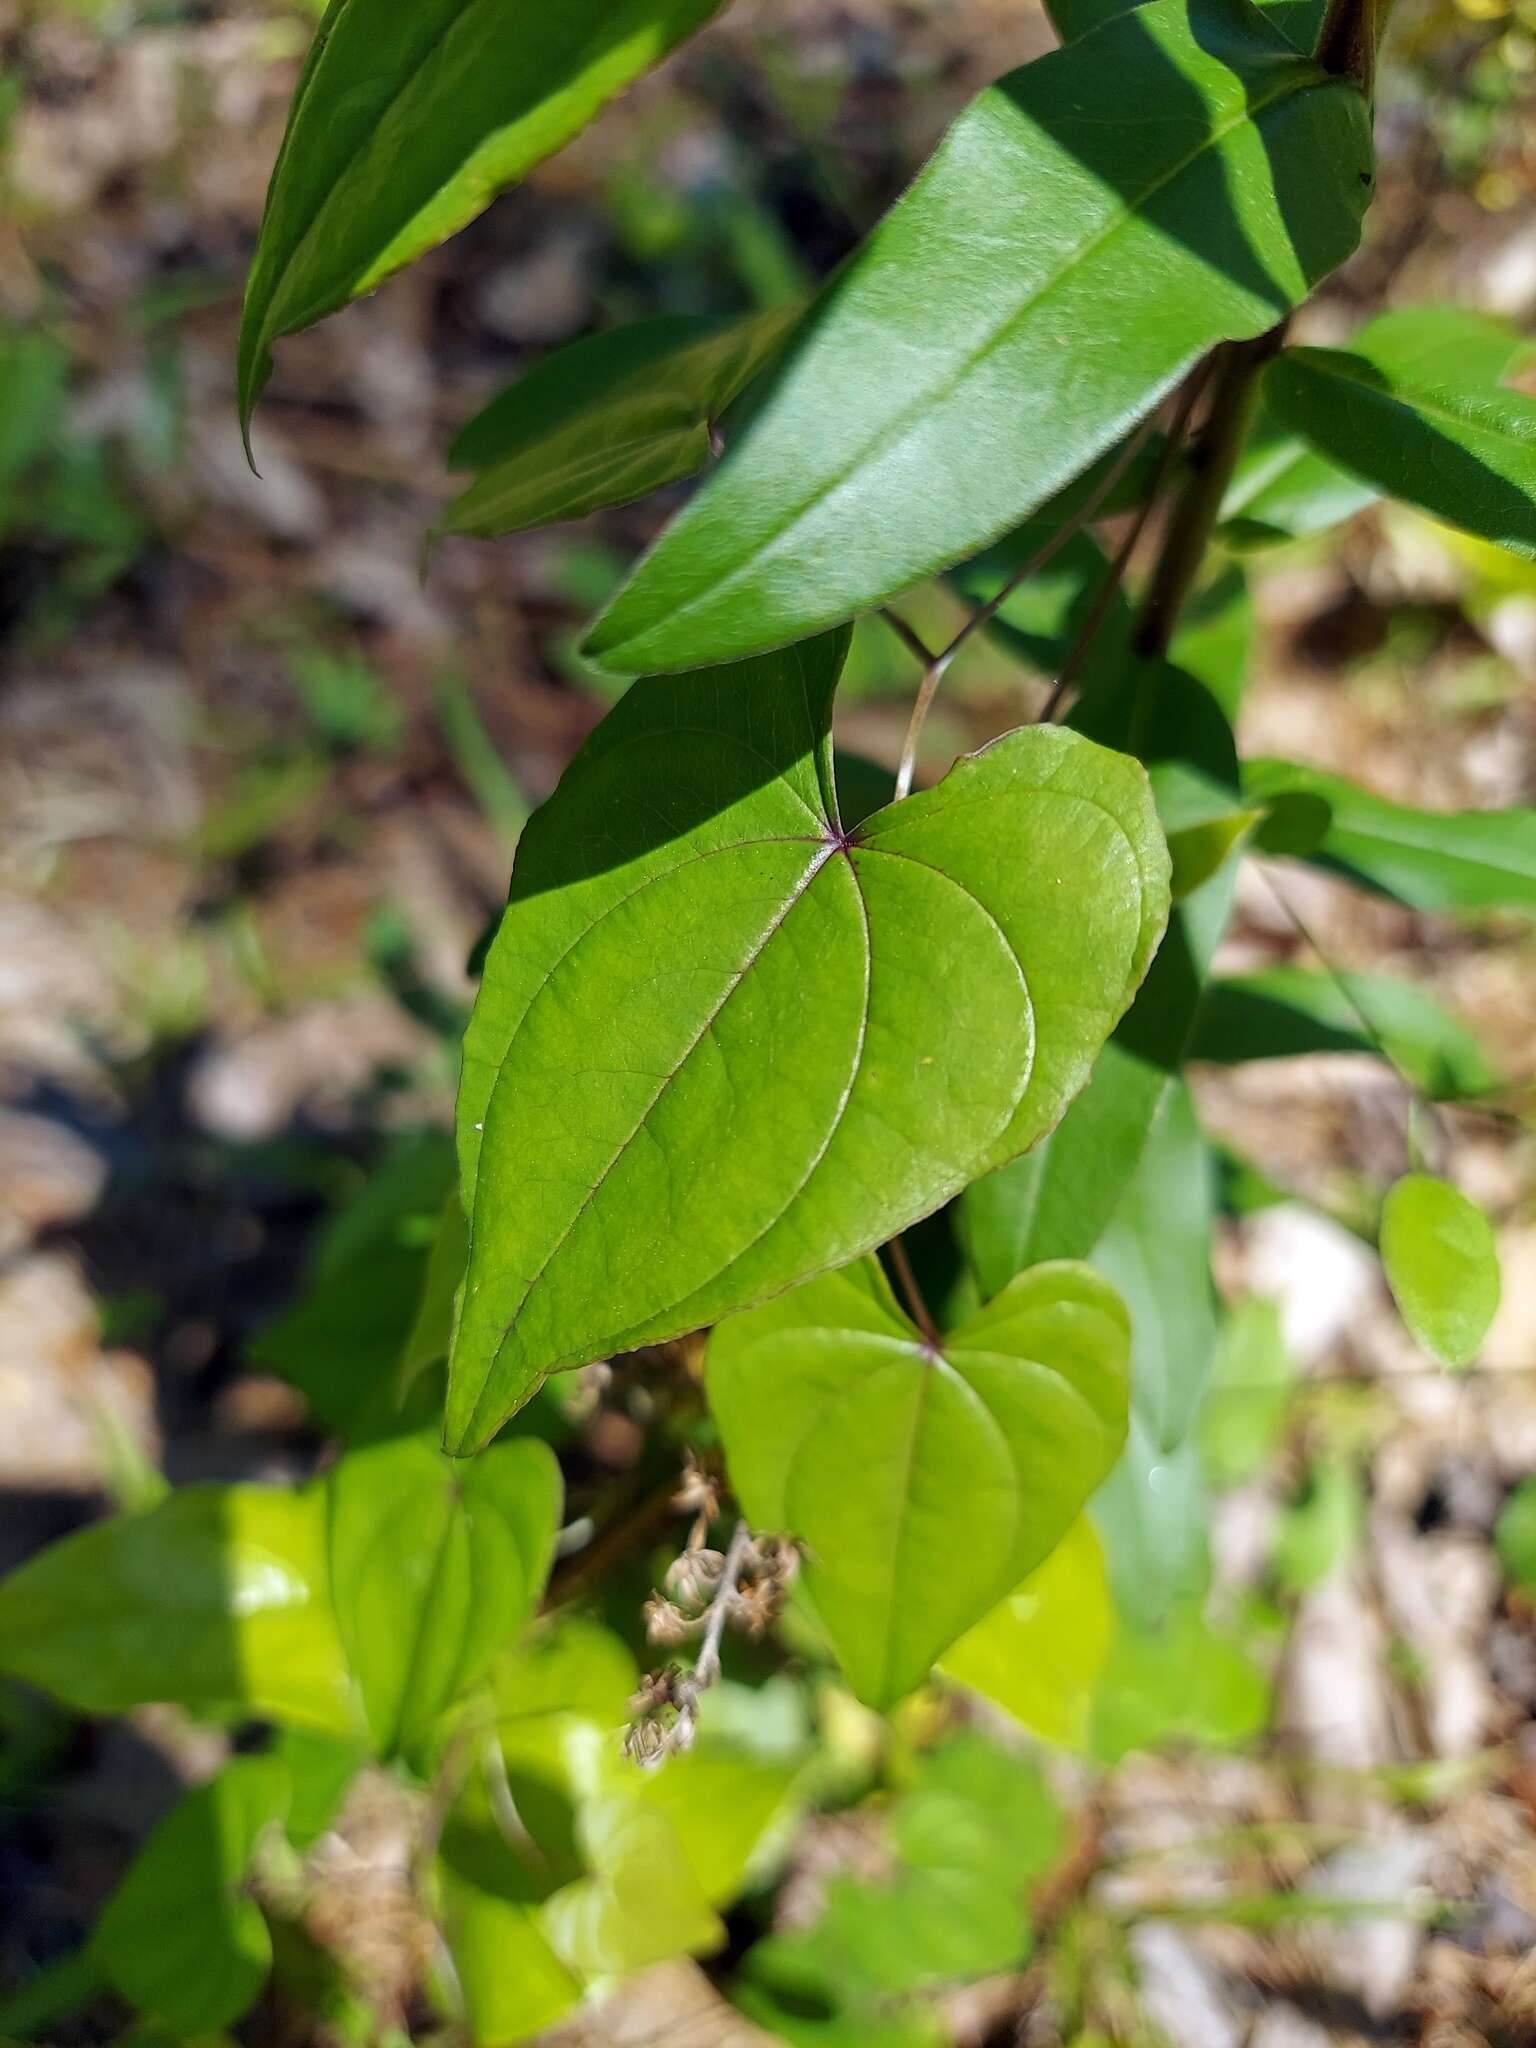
(1380, 1173, 1500, 1369)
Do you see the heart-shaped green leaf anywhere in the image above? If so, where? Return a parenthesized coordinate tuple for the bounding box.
(90, 1757, 290, 2034)
(938, 1517, 1113, 1751)
(707, 1255, 1130, 1706)
(239, 0, 727, 431)
(583, 0, 1371, 673)
(447, 631, 1168, 1450)
(326, 1431, 561, 1756)
(0, 1483, 354, 1735)
(439, 308, 799, 541)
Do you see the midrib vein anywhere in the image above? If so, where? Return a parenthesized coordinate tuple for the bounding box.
(484, 843, 836, 1379)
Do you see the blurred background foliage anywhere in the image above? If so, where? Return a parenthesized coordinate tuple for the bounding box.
(2, 0, 1536, 2042)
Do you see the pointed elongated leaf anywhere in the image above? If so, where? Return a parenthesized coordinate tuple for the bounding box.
(1046, 0, 1327, 56)
(1221, 304, 1536, 547)
(707, 1255, 1130, 1707)
(1189, 966, 1499, 1099)
(1380, 1173, 1500, 1368)
(0, 1485, 354, 1734)
(583, 0, 1371, 673)
(239, 0, 727, 428)
(1093, 1414, 1210, 1629)
(1245, 758, 1536, 915)
(1265, 344, 1536, 559)
(447, 634, 1166, 1449)
(91, 1758, 289, 2034)
(439, 309, 800, 541)
(1091, 1079, 1218, 1452)
(327, 1432, 561, 1755)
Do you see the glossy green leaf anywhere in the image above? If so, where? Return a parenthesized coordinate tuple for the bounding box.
(708, 1255, 1130, 1706)
(435, 1627, 633, 2045)
(1246, 758, 1536, 916)
(1220, 305, 1536, 547)
(963, 665, 1241, 1297)
(1379, 1173, 1500, 1368)
(939, 1516, 1113, 1749)
(437, 1812, 584, 2048)
(438, 309, 799, 541)
(1166, 808, 1264, 897)
(239, 0, 727, 428)
(1046, 0, 1328, 55)
(1265, 343, 1536, 560)
(583, 0, 1371, 672)
(630, 1743, 797, 1910)
(1190, 966, 1499, 1099)
(327, 1431, 560, 1755)
(0, 1485, 354, 1734)
(449, 632, 1167, 1449)
(1495, 1478, 1536, 1594)
(90, 1758, 289, 2032)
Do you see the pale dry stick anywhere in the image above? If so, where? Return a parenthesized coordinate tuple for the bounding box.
(627, 1516, 759, 1765)
(886, 409, 1162, 799)
(880, 604, 940, 671)
(688, 1516, 754, 1700)
(1038, 356, 1216, 725)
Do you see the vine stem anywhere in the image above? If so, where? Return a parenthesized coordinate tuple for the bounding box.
(689, 1518, 754, 1696)
(1316, 0, 1393, 89)
(887, 411, 1160, 799)
(886, 1232, 940, 1346)
(1133, 326, 1285, 664)
(1037, 357, 1214, 724)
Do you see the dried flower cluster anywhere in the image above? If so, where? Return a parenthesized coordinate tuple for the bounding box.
(624, 1459, 798, 1767)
